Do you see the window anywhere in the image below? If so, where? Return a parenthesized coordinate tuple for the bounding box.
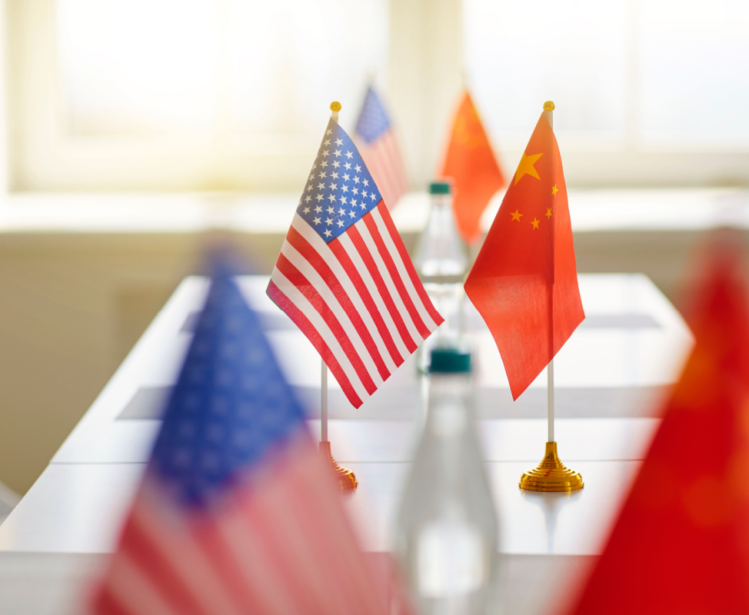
(7, 0, 749, 191)
(464, 0, 749, 185)
(464, 0, 629, 145)
(639, 0, 749, 147)
(9, 0, 389, 190)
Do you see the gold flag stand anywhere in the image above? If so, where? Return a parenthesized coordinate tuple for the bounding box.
(519, 101, 583, 493)
(519, 442, 583, 492)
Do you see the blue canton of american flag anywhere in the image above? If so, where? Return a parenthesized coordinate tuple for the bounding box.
(91, 255, 399, 615)
(354, 86, 409, 211)
(269, 118, 442, 409)
(297, 119, 382, 242)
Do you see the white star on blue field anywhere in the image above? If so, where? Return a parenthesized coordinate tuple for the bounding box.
(296, 119, 382, 243)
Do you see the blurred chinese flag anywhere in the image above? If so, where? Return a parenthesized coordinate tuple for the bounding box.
(440, 91, 505, 244)
(564, 233, 749, 614)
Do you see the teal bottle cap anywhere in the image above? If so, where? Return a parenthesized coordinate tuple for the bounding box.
(429, 347, 471, 373)
(429, 181, 452, 195)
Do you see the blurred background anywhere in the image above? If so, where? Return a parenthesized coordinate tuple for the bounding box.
(0, 0, 747, 499)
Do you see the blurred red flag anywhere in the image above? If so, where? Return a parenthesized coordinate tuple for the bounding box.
(464, 112, 584, 399)
(440, 91, 505, 244)
(564, 235, 749, 614)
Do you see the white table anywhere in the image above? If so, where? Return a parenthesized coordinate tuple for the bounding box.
(0, 274, 692, 615)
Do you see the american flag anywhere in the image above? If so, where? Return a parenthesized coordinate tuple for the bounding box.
(91, 257, 402, 614)
(268, 119, 443, 409)
(354, 86, 409, 210)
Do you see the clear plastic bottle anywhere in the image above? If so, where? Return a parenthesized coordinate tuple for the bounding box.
(395, 348, 499, 615)
(413, 181, 468, 352)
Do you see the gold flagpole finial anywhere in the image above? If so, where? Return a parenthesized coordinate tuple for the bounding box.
(330, 101, 341, 122)
(543, 101, 555, 129)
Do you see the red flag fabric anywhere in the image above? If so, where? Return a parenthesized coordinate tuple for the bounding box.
(440, 92, 506, 244)
(464, 112, 584, 400)
(564, 236, 749, 615)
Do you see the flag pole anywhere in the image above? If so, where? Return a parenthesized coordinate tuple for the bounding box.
(518, 101, 583, 492)
(547, 362, 554, 442)
(543, 103, 555, 445)
(317, 101, 357, 492)
(321, 361, 328, 442)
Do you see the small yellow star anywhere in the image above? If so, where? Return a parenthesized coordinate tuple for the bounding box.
(514, 152, 543, 185)
(531, 218, 540, 229)
(552, 184, 558, 196)
(546, 208, 552, 219)
(511, 210, 523, 221)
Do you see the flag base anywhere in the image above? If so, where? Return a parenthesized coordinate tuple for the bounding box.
(519, 442, 584, 492)
(319, 441, 357, 491)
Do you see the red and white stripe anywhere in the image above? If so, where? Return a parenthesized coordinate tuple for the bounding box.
(268, 202, 443, 408)
(357, 130, 409, 211)
(91, 434, 412, 615)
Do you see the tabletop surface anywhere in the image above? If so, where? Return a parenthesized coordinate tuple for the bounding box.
(0, 273, 693, 615)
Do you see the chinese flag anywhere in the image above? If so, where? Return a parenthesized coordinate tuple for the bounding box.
(440, 92, 506, 244)
(464, 111, 584, 400)
(564, 236, 749, 614)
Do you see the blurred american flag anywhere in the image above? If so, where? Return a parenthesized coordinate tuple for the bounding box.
(354, 86, 409, 210)
(91, 257, 403, 615)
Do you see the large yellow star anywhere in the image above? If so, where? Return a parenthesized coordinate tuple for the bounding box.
(531, 218, 540, 229)
(552, 184, 558, 196)
(511, 210, 522, 221)
(514, 152, 543, 185)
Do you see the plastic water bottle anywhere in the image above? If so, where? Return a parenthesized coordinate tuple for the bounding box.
(413, 181, 468, 355)
(395, 348, 499, 615)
